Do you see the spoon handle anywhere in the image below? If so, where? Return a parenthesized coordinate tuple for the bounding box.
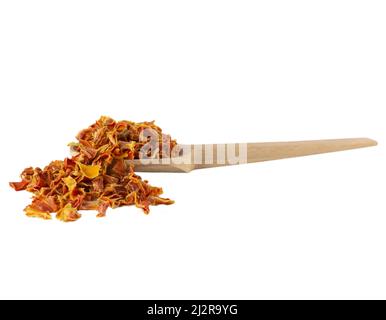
(193, 138, 377, 169)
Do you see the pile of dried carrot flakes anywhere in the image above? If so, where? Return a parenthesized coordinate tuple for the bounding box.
(10, 116, 177, 222)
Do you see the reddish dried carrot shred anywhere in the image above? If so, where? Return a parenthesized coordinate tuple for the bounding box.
(9, 116, 177, 222)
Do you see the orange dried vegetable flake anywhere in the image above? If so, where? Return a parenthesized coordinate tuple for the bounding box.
(10, 116, 176, 222)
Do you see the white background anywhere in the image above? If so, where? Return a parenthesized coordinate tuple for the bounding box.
(0, 1, 385, 300)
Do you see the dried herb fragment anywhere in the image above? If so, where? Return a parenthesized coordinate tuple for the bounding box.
(10, 116, 177, 222)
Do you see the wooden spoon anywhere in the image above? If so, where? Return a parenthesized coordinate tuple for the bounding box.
(126, 138, 377, 173)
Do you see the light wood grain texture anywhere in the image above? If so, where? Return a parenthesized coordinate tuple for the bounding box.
(126, 138, 377, 173)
